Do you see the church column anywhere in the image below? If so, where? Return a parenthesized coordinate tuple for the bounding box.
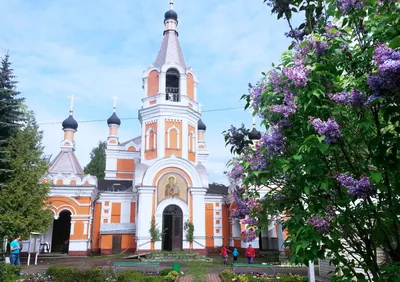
(182, 118, 188, 159)
(180, 73, 187, 98)
(136, 186, 156, 251)
(157, 117, 165, 158)
(277, 218, 284, 252)
(159, 73, 166, 94)
(190, 188, 207, 249)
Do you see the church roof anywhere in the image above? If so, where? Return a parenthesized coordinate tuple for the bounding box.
(48, 150, 84, 175)
(98, 180, 133, 192)
(206, 183, 229, 195)
(120, 136, 141, 146)
(154, 30, 186, 69)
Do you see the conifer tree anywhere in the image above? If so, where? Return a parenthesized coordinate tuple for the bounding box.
(0, 108, 53, 239)
(84, 141, 107, 180)
(0, 53, 24, 188)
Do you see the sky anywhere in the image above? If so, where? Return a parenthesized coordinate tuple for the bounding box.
(0, 0, 295, 185)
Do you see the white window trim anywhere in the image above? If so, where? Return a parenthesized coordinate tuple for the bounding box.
(145, 127, 156, 151)
(167, 126, 180, 149)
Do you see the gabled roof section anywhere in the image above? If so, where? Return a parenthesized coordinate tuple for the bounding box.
(206, 183, 229, 195)
(120, 136, 141, 146)
(154, 31, 186, 69)
(48, 150, 84, 175)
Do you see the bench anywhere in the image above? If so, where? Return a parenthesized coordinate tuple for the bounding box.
(232, 263, 275, 275)
(113, 262, 160, 274)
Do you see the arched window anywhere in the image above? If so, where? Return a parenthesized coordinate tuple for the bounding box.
(146, 128, 156, 151)
(188, 131, 196, 152)
(166, 68, 180, 102)
(167, 126, 180, 149)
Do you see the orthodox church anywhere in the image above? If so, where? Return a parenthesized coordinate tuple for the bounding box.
(39, 2, 285, 256)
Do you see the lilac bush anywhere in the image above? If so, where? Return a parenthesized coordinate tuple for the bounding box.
(224, 0, 400, 280)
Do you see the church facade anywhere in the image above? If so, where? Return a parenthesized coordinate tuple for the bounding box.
(40, 4, 285, 256)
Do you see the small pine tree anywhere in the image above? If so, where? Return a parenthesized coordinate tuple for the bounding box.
(184, 220, 194, 243)
(149, 215, 162, 242)
(0, 53, 24, 188)
(0, 108, 53, 239)
(84, 141, 107, 180)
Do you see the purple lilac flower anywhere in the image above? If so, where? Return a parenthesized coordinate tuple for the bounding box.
(249, 78, 268, 111)
(307, 216, 331, 234)
(367, 73, 399, 93)
(283, 61, 310, 87)
(227, 159, 244, 183)
(297, 37, 329, 57)
(337, 0, 365, 13)
(268, 70, 285, 92)
(242, 229, 258, 243)
(285, 28, 306, 41)
(335, 173, 373, 199)
(326, 24, 341, 39)
(373, 44, 400, 65)
(242, 217, 258, 225)
(231, 191, 251, 219)
(260, 125, 285, 154)
(328, 89, 366, 106)
(309, 116, 342, 144)
(268, 90, 297, 117)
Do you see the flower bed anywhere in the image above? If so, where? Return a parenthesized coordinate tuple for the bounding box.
(0, 265, 180, 282)
(219, 269, 306, 282)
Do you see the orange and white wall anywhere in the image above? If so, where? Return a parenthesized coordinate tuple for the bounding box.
(42, 174, 97, 256)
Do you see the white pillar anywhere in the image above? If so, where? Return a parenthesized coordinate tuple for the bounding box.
(308, 261, 316, 282)
(182, 118, 188, 160)
(136, 186, 156, 250)
(190, 188, 207, 249)
(277, 219, 284, 251)
(83, 221, 88, 235)
(157, 117, 165, 158)
(159, 73, 166, 94)
(70, 221, 76, 235)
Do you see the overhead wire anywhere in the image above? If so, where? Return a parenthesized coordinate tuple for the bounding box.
(37, 106, 245, 125)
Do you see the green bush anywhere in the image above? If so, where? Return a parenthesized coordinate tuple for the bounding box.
(116, 270, 147, 282)
(46, 266, 75, 281)
(159, 268, 174, 276)
(164, 270, 179, 281)
(0, 262, 20, 282)
(220, 269, 235, 281)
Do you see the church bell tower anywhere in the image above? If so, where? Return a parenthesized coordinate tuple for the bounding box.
(138, 1, 208, 166)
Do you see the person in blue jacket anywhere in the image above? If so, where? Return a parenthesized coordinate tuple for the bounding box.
(232, 248, 239, 263)
(10, 235, 21, 266)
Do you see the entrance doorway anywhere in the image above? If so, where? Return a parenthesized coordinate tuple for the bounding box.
(162, 205, 183, 251)
(51, 210, 71, 253)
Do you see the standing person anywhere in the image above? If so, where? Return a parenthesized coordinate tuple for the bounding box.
(220, 246, 231, 265)
(245, 244, 255, 264)
(10, 235, 21, 266)
(232, 247, 239, 263)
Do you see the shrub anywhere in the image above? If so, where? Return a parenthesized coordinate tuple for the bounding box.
(220, 269, 235, 281)
(46, 266, 75, 282)
(116, 270, 147, 282)
(0, 262, 20, 282)
(164, 270, 179, 282)
(159, 268, 174, 276)
(81, 266, 111, 282)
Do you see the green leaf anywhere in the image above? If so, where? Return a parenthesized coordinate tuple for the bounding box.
(389, 35, 400, 49)
(304, 186, 311, 195)
(294, 154, 303, 161)
(370, 171, 382, 183)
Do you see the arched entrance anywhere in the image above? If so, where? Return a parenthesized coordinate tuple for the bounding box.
(51, 210, 71, 253)
(162, 204, 183, 251)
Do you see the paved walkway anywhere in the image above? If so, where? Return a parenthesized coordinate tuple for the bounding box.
(180, 274, 221, 282)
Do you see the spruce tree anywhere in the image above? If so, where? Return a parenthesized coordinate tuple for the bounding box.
(0, 53, 24, 188)
(0, 108, 53, 239)
(84, 141, 107, 180)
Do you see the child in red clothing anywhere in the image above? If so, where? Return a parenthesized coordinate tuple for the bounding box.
(245, 244, 255, 264)
(220, 246, 231, 265)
